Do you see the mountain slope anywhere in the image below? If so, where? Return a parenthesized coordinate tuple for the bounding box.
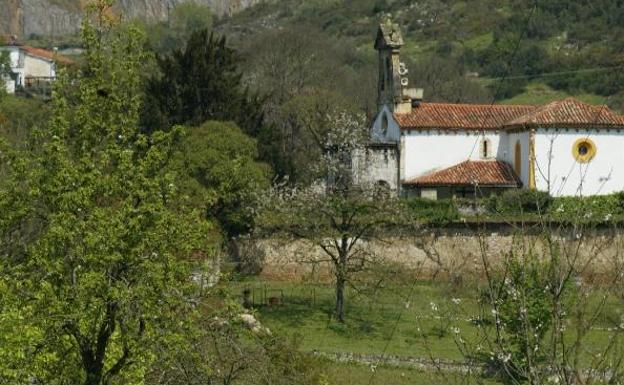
(0, 0, 261, 39)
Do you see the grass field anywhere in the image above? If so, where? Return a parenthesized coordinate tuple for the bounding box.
(234, 278, 621, 368)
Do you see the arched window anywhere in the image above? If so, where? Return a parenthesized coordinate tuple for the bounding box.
(481, 138, 491, 158)
(514, 140, 522, 177)
(374, 180, 391, 199)
(381, 113, 389, 135)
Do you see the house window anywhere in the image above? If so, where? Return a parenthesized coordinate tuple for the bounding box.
(421, 189, 438, 200)
(481, 138, 491, 158)
(572, 138, 596, 163)
(514, 140, 522, 177)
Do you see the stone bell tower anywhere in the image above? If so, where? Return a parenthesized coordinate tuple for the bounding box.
(375, 19, 421, 114)
(375, 19, 405, 112)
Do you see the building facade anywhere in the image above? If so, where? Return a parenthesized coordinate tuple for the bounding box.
(1, 43, 71, 94)
(360, 20, 624, 199)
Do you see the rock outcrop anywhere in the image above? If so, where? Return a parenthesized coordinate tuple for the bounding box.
(0, 0, 260, 39)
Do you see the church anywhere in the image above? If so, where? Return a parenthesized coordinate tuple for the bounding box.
(355, 20, 624, 199)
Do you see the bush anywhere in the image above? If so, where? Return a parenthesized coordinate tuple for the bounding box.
(405, 198, 460, 223)
(548, 193, 624, 221)
(488, 190, 552, 215)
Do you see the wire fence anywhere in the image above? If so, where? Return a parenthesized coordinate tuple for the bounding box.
(238, 283, 432, 315)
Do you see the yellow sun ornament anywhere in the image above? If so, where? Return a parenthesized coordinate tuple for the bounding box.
(572, 138, 596, 163)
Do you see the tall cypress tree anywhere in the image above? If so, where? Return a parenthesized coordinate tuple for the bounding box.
(142, 29, 264, 136)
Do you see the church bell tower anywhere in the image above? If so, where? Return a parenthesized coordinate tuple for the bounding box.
(375, 19, 405, 112)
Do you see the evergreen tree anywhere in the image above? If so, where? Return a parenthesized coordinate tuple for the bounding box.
(142, 29, 264, 136)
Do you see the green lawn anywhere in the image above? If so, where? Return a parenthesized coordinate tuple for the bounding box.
(234, 279, 621, 364)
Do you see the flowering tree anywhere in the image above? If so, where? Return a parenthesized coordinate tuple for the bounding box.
(440, 224, 624, 385)
(257, 111, 408, 322)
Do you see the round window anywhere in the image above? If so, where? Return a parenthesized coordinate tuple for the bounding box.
(572, 138, 596, 163)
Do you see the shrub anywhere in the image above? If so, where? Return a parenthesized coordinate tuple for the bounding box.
(488, 189, 552, 215)
(404, 197, 460, 223)
(548, 193, 624, 221)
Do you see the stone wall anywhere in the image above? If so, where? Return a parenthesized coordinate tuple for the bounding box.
(257, 229, 624, 281)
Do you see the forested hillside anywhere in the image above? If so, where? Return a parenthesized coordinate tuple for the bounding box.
(216, 0, 624, 111)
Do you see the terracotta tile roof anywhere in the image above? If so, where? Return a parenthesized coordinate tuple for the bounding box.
(504, 98, 624, 128)
(405, 160, 522, 187)
(21, 45, 73, 65)
(394, 103, 536, 130)
(393, 98, 624, 130)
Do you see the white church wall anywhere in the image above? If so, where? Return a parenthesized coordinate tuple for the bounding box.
(534, 129, 624, 197)
(371, 106, 401, 142)
(402, 130, 501, 181)
(506, 132, 530, 187)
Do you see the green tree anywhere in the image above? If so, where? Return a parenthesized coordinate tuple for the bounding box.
(141, 29, 264, 136)
(172, 120, 271, 238)
(0, 51, 11, 99)
(0, 2, 211, 384)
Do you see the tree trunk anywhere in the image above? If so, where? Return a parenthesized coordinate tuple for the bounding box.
(83, 367, 103, 385)
(335, 274, 346, 323)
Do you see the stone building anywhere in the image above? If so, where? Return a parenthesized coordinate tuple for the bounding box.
(358, 20, 624, 199)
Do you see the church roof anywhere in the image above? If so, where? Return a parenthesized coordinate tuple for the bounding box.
(394, 98, 624, 131)
(394, 103, 536, 130)
(505, 98, 624, 128)
(405, 160, 522, 187)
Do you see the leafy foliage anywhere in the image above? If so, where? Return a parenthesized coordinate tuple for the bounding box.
(404, 197, 460, 224)
(0, 3, 211, 383)
(487, 189, 552, 215)
(494, 253, 557, 374)
(171, 120, 271, 238)
(548, 193, 624, 221)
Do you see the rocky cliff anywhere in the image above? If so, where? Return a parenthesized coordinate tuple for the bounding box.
(0, 0, 260, 39)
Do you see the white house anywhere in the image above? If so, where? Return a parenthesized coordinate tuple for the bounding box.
(1, 42, 72, 94)
(357, 20, 624, 199)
